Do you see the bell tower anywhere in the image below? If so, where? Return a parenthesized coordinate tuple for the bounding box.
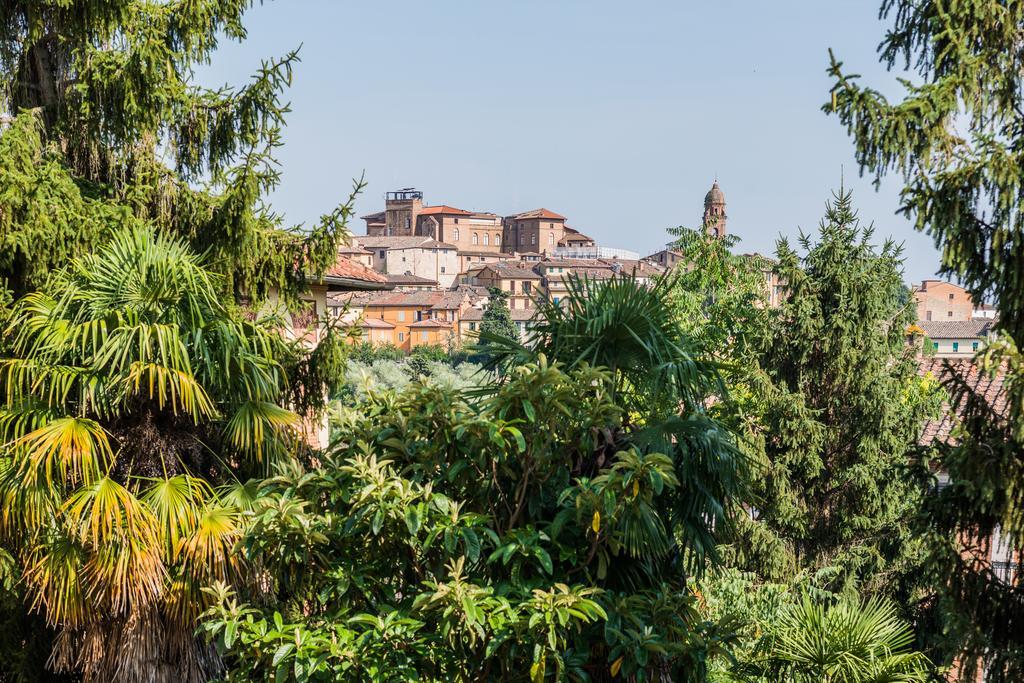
(703, 181, 727, 238)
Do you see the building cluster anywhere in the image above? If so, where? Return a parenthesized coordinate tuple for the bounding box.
(910, 279, 998, 358)
(326, 181, 778, 351)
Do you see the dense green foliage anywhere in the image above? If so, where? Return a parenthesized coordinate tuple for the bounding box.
(201, 272, 753, 682)
(725, 191, 939, 596)
(0, 1, 355, 303)
(827, 2, 1024, 678)
(0, 228, 307, 682)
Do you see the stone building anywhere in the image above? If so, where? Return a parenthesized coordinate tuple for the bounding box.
(354, 235, 458, 288)
(913, 280, 976, 322)
(703, 181, 727, 237)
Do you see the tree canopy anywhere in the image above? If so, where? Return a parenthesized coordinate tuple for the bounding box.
(828, 2, 1024, 678)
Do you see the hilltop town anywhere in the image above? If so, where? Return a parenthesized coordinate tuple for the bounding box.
(319, 182, 997, 359)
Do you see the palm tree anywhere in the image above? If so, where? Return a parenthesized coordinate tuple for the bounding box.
(0, 227, 301, 682)
(751, 596, 932, 682)
(480, 272, 748, 572)
(480, 272, 722, 420)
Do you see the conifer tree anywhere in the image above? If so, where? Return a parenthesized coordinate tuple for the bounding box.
(827, 4, 1024, 678)
(724, 190, 938, 596)
(478, 286, 519, 345)
(0, 1, 357, 302)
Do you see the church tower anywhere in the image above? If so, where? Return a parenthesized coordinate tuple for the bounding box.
(703, 181, 727, 238)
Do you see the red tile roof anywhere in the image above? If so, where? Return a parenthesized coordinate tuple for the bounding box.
(918, 357, 1009, 445)
(408, 318, 454, 328)
(513, 208, 566, 221)
(325, 258, 389, 284)
(419, 205, 472, 216)
(358, 317, 395, 329)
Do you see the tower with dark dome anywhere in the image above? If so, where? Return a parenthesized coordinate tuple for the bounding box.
(703, 181, 727, 238)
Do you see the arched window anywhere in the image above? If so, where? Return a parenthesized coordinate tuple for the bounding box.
(531, 234, 536, 245)
(472, 233, 479, 245)
(483, 233, 489, 246)
(548, 232, 554, 245)
(453, 228, 460, 241)
(495, 235, 501, 246)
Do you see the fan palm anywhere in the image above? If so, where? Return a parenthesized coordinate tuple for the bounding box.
(0, 227, 301, 682)
(752, 595, 932, 682)
(479, 272, 748, 572)
(479, 272, 723, 420)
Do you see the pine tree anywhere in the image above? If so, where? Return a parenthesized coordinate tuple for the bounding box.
(0, 1, 357, 302)
(827, 4, 1024, 678)
(725, 190, 939, 596)
(479, 286, 519, 344)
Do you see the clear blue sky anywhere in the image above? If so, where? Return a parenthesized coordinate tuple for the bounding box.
(200, 0, 944, 284)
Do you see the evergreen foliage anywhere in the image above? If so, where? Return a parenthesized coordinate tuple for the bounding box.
(827, 3, 1024, 677)
(723, 191, 940, 595)
(0, 1, 357, 303)
(479, 287, 519, 342)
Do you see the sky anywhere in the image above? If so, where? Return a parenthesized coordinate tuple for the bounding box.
(199, 0, 945, 284)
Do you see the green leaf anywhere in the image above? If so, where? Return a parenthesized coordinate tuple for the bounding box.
(272, 642, 294, 666)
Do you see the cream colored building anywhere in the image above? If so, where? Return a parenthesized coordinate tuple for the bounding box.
(355, 236, 458, 288)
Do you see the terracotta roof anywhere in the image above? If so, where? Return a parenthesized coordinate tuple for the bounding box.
(512, 208, 566, 221)
(408, 318, 453, 328)
(321, 257, 391, 289)
(386, 274, 438, 286)
(919, 319, 995, 339)
(358, 317, 395, 329)
(560, 234, 594, 244)
(419, 205, 472, 216)
(481, 263, 543, 279)
(918, 357, 1009, 445)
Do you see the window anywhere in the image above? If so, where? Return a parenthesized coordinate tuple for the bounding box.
(949, 293, 955, 300)
(440, 266, 446, 273)
(398, 332, 405, 342)
(947, 311, 953, 317)
(509, 281, 516, 293)
(495, 235, 501, 245)
(379, 250, 386, 259)
(531, 234, 536, 245)
(406, 217, 411, 229)
(553, 297, 560, 305)
(926, 311, 932, 321)
(953, 342, 959, 352)
(973, 341, 979, 351)
(523, 281, 532, 293)
(519, 234, 525, 245)
(469, 322, 477, 331)
(420, 331, 429, 341)
(473, 233, 479, 245)
(933, 341, 939, 351)
(454, 228, 460, 241)
(397, 311, 406, 322)
(454, 217, 460, 224)
(548, 232, 554, 245)
(483, 233, 489, 246)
